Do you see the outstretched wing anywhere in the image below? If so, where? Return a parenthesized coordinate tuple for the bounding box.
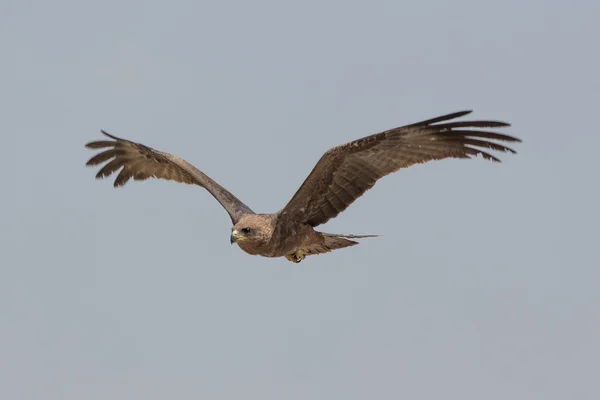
(85, 131, 254, 224)
(280, 110, 521, 227)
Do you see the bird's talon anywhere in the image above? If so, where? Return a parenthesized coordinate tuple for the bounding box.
(285, 250, 305, 263)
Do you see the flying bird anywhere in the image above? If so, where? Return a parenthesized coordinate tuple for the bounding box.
(85, 110, 520, 263)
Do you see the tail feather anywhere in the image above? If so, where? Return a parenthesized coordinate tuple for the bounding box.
(300, 232, 380, 256)
(325, 233, 380, 239)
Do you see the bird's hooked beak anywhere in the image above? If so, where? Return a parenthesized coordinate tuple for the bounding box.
(230, 230, 240, 244)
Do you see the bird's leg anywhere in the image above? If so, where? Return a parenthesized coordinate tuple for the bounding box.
(285, 250, 305, 263)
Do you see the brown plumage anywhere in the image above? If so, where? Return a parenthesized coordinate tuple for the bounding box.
(85, 110, 521, 263)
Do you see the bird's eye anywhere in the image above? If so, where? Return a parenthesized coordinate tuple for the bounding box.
(241, 227, 252, 235)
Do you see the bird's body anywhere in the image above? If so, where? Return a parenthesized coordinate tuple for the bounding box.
(232, 214, 314, 258)
(230, 213, 369, 262)
(85, 110, 521, 263)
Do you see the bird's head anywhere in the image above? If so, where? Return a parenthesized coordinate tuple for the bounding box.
(230, 214, 273, 247)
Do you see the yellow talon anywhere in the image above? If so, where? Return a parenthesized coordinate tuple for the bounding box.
(285, 250, 305, 263)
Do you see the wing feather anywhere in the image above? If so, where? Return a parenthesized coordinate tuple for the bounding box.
(87, 149, 118, 166)
(280, 110, 521, 227)
(85, 131, 254, 224)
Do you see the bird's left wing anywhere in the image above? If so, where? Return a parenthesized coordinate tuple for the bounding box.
(279, 111, 521, 227)
(85, 131, 254, 224)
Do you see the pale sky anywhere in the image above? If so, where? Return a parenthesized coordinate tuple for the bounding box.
(1, 0, 598, 399)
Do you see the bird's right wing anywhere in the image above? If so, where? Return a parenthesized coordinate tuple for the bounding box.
(279, 111, 521, 228)
(85, 131, 254, 224)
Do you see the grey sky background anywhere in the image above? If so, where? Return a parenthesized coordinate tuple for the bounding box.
(1, 0, 598, 399)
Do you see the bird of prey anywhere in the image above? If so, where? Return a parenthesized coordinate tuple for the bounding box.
(85, 110, 520, 263)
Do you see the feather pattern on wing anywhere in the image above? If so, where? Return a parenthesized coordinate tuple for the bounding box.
(85, 131, 254, 224)
(280, 110, 521, 227)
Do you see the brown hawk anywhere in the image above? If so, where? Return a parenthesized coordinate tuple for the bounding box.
(85, 110, 520, 263)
